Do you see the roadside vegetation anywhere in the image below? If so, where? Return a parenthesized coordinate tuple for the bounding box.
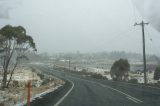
(0, 67, 64, 106)
(110, 59, 130, 81)
(0, 25, 36, 89)
(154, 65, 160, 80)
(53, 58, 160, 87)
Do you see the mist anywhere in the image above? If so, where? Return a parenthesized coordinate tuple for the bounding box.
(0, 0, 20, 19)
(0, 0, 160, 55)
(133, 0, 160, 32)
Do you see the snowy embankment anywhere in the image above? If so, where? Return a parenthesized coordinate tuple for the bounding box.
(15, 84, 63, 106)
(0, 66, 65, 106)
(86, 67, 112, 80)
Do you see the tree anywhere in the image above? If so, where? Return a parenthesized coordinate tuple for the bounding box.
(110, 59, 130, 81)
(0, 25, 36, 88)
(154, 66, 160, 80)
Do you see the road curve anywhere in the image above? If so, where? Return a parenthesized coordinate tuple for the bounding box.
(58, 75, 143, 106)
(30, 66, 160, 106)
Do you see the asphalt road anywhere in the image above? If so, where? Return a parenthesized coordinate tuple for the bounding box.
(30, 66, 160, 106)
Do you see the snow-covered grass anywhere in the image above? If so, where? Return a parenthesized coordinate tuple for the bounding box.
(14, 84, 62, 106)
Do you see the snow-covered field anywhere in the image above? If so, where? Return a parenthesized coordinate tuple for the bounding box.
(83, 67, 157, 84)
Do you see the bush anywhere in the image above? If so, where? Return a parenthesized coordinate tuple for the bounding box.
(37, 73, 44, 79)
(154, 66, 160, 80)
(12, 81, 19, 87)
(128, 79, 138, 84)
(110, 59, 130, 81)
(81, 69, 87, 73)
(90, 73, 108, 80)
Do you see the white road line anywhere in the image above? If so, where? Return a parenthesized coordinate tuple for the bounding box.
(54, 79, 74, 106)
(102, 84, 143, 103)
(126, 97, 139, 104)
(69, 76, 143, 104)
(127, 96, 142, 103)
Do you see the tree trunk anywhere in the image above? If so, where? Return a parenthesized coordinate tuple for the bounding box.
(2, 69, 7, 88)
(6, 63, 17, 88)
(6, 71, 13, 88)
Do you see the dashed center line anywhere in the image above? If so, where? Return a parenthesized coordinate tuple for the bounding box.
(126, 96, 139, 103)
(100, 84, 143, 104)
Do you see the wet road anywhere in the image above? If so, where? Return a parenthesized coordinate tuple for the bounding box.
(30, 66, 160, 106)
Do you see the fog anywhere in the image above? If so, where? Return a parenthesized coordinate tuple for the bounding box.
(133, 0, 160, 32)
(0, 0, 160, 55)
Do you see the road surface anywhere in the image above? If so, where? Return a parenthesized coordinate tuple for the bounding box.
(30, 66, 160, 106)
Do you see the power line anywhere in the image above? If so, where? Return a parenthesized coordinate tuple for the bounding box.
(97, 26, 135, 48)
(145, 27, 160, 55)
(91, 26, 134, 52)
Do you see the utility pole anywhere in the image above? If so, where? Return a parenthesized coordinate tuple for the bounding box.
(69, 57, 71, 71)
(134, 20, 149, 84)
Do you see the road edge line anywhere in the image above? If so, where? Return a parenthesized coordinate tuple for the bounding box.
(54, 79, 74, 106)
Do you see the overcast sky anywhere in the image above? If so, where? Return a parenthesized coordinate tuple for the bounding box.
(0, 0, 160, 55)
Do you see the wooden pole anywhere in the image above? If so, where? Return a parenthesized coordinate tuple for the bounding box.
(134, 21, 149, 84)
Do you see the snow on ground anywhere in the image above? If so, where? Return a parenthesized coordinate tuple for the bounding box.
(87, 67, 110, 74)
(86, 67, 157, 83)
(14, 84, 62, 106)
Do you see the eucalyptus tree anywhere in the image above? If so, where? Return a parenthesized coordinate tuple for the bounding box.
(0, 25, 36, 88)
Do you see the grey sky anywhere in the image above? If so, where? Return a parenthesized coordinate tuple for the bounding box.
(0, 0, 160, 55)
